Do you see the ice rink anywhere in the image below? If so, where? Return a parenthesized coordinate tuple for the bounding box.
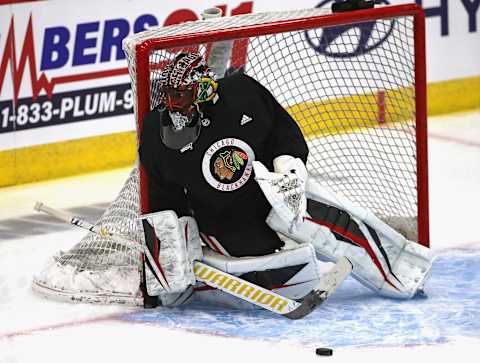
(1, 110, 479, 363)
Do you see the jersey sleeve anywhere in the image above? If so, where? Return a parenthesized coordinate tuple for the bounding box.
(138, 111, 190, 216)
(245, 75, 309, 164)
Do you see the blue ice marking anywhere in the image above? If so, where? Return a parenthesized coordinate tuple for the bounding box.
(122, 250, 480, 348)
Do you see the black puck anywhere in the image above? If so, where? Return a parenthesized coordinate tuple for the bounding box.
(315, 347, 333, 356)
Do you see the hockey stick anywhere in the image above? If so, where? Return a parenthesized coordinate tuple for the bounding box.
(195, 255, 352, 319)
(34, 202, 352, 319)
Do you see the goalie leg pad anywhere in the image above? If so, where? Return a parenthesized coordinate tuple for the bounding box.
(192, 243, 328, 309)
(267, 179, 436, 299)
(138, 211, 203, 297)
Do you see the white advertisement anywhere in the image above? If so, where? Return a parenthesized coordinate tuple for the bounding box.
(0, 0, 478, 152)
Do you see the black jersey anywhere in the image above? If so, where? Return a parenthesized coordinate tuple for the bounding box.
(139, 73, 308, 256)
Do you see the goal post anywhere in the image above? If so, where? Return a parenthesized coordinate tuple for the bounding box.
(32, 3, 429, 306)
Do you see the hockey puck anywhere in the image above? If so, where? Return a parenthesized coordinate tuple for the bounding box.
(315, 347, 333, 356)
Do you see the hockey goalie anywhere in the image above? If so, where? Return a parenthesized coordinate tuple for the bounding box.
(137, 51, 435, 310)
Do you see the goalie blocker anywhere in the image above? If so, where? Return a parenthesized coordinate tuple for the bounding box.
(138, 210, 344, 310)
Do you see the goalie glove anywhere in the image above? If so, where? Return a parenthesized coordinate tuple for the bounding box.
(253, 155, 308, 233)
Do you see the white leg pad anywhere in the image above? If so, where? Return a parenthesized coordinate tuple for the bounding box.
(266, 179, 436, 299)
(200, 244, 327, 301)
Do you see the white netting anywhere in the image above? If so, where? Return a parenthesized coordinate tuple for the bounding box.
(134, 10, 421, 238)
(32, 167, 143, 305)
(33, 5, 426, 305)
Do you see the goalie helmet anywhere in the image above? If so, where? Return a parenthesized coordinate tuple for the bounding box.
(158, 52, 218, 151)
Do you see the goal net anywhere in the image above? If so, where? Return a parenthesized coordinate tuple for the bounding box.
(33, 4, 428, 306)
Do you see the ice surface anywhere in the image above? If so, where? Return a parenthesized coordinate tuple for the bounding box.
(0, 111, 479, 363)
(123, 250, 480, 347)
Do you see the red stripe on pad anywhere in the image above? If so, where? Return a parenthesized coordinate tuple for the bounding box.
(200, 233, 225, 255)
(304, 217, 399, 291)
(151, 228, 170, 289)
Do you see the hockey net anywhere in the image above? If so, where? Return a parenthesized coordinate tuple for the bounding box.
(33, 4, 428, 306)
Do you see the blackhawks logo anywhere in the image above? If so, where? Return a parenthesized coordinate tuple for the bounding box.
(202, 138, 255, 191)
(214, 150, 248, 181)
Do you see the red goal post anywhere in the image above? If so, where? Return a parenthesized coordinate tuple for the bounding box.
(123, 3, 429, 247)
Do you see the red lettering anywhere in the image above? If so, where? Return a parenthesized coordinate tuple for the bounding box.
(163, 9, 198, 26)
(163, 9, 199, 54)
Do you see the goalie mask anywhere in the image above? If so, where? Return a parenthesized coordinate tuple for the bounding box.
(158, 52, 218, 151)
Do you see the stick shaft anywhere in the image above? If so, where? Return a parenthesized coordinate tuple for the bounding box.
(35, 201, 132, 244)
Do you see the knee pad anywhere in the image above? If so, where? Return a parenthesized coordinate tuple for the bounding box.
(193, 244, 329, 308)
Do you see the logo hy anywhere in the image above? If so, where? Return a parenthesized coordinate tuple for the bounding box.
(240, 114, 252, 126)
(305, 0, 394, 58)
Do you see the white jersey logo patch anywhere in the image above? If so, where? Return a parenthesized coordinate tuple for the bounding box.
(240, 114, 252, 126)
(202, 138, 255, 192)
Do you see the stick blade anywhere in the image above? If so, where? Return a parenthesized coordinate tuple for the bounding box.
(284, 257, 352, 319)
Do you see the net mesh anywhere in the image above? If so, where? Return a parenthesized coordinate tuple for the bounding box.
(144, 15, 419, 238)
(33, 6, 424, 305)
(33, 168, 143, 305)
